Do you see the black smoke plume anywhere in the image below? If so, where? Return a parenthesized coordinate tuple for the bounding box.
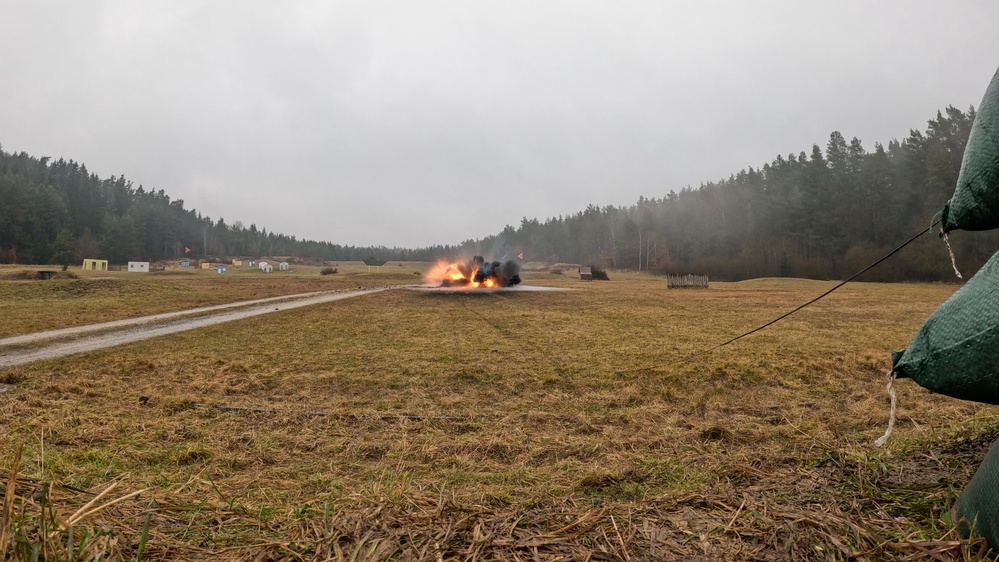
(439, 255, 521, 288)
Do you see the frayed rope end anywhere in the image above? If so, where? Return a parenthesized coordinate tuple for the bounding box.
(874, 371, 897, 447)
(941, 230, 963, 280)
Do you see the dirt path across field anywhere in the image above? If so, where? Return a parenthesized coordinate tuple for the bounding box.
(0, 284, 569, 369)
(0, 287, 394, 369)
(0, 291, 333, 347)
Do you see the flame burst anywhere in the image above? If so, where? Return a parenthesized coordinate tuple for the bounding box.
(425, 257, 520, 289)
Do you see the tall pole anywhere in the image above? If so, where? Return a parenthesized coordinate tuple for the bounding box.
(638, 230, 642, 271)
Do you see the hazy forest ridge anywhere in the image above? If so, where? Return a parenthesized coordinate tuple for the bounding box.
(2, 105, 997, 280)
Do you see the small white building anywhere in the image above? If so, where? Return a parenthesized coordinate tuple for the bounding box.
(259, 261, 273, 273)
(279, 261, 289, 271)
(127, 261, 150, 273)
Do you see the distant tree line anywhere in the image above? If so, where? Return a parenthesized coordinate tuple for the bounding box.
(0, 147, 453, 266)
(477, 105, 999, 281)
(3, 104, 998, 281)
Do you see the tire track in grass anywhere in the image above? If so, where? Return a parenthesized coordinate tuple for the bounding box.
(0, 290, 339, 347)
(0, 287, 395, 369)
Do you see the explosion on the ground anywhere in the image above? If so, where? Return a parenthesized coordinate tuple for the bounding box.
(425, 256, 521, 289)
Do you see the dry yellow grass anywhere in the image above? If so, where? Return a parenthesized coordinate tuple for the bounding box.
(0, 264, 425, 338)
(1, 271, 997, 560)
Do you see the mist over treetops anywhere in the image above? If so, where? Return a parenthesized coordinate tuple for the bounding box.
(2, 104, 996, 281)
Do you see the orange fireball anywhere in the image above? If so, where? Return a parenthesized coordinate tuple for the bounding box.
(424, 256, 521, 289)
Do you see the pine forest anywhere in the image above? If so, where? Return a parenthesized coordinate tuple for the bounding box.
(2, 105, 996, 281)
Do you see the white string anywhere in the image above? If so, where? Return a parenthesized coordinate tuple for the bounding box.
(941, 230, 963, 279)
(875, 372, 897, 447)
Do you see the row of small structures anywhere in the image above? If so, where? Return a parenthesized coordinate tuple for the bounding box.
(201, 259, 289, 273)
(82, 259, 150, 272)
(78, 257, 704, 284)
(79, 258, 291, 274)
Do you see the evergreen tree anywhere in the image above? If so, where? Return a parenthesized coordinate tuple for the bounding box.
(0, 103, 995, 279)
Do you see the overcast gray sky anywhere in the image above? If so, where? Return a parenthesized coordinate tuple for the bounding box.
(2, 2, 997, 248)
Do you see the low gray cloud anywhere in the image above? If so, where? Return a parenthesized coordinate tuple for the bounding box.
(2, 1, 997, 247)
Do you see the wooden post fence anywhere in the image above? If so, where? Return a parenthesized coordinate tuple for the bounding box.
(666, 273, 709, 288)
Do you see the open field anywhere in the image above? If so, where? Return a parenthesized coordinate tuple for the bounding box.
(2, 271, 998, 560)
(0, 264, 428, 338)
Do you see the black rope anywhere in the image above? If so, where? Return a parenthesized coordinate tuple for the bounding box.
(682, 218, 943, 362)
(616, 219, 942, 374)
(440, 222, 942, 376)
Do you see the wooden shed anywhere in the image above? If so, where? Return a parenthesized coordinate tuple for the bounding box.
(362, 258, 387, 273)
(578, 266, 593, 281)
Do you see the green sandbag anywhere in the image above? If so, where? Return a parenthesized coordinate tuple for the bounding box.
(942, 66, 999, 232)
(892, 248, 999, 403)
(953, 438, 999, 549)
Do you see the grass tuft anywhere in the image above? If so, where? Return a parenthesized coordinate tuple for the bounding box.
(2, 271, 997, 559)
